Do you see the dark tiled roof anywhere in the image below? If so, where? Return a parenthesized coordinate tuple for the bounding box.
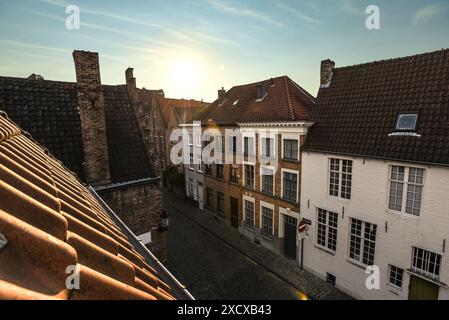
(0, 114, 175, 300)
(0, 76, 156, 182)
(193, 76, 315, 125)
(303, 49, 449, 166)
(0, 76, 84, 178)
(103, 85, 155, 182)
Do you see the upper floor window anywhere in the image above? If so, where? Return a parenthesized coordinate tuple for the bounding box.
(261, 137, 274, 158)
(283, 139, 299, 161)
(205, 164, 212, 176)
(189, 152, 194, 170)
(388, 166, 424, 216)
(215, 136, 223, 153)
(244, 164, 255, 189)
(244, 136, 255, 157)
(216, 164, 224, 179)
(230, 166, 239, 184)
(197, 153, 202, 172)
(261, 167, 274, 195)
(317, 209, 338, 252)
(283, 171, 298, 202)
(195, 133, 202, 147)
(395, 113, 418, 132)
(412, 247, 441, 279)
(188, 133, 193, 146)
(349, 218, 377, 267)
(329, 158, 352, 199)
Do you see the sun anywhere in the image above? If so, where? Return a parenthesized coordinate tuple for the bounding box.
(168, 57, 203, 93)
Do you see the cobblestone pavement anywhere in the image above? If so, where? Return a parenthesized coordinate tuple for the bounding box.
(164, 191, 353, 300)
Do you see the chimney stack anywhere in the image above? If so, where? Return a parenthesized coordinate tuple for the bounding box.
(73, 50, 110, 185)
(125, 67, 138, 101)
(320, 59, 335, 88)
(218, 87, 226, 102)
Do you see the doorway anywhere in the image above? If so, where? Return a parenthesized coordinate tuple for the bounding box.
(409, 275, 439, 300)
(283, 215, 298, 260)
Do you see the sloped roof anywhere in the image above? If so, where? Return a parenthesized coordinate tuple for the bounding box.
(303, 49, 449, 166)
(193, 76, 315, 125)
(103, 85, 155, 182)
(0, 76, 156, 182)
(0, 113, 175, 300)
(157, 97, 209, 126)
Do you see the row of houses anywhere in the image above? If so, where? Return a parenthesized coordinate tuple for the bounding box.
(177, 48, 449, 300)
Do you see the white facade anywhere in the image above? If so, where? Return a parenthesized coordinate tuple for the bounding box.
(300, 151, 449, 300)
(183, 125, 204, 210)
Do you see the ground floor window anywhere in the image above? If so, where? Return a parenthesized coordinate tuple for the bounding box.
(206, 188, 214, 209)
(261, 206, 273, 238)
(316, 208, 338, 252)
(244, 200, 255, 228)
(412, 247, 441, 279)
(349, 218, 377, 266)
(217, 192, 225, 215)
(388, 265, 404, 289)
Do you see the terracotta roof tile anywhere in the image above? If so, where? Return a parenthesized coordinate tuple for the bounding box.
(304, 49, 449, 166)
(0, 113, 175, 300)
(156, 97, 209, 126)
(193, 76, 315, 125)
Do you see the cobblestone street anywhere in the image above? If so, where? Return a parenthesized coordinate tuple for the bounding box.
(165, 192, 352, 300)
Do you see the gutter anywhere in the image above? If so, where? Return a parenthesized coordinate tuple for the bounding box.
(94, 177, 161, 193)
(88, 186, 195, 301)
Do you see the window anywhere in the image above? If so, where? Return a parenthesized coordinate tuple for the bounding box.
(261, 206, 273, 238)
(195, 133, 202, 146)
(261, 167, 274, 194)
(230, 167, 238, 184)
(217, 192, 225, 215)
(327, 273, 336, 286)
(316, 209, 338, 252)
(349, 219, 377, 266)
(283, 139, 299, 161)
(189, 152, 194, 170)
(206, 188, 214, 208)
(216, 164, 224, 179)
(412, 247, 441, 279)
(244, 136, 255, 157)
(215, 136, 222, 153)
(197, 153, 202, 172)
(188, 133, 193, 146)
(244, 200, 255, 229)
(283, 171, 298, 202)
(188, 179, 194, 198)
(388, 265, 404, 289)
(205, 164, 212, 176)
(396, 113, 418, 131)
(329, 158, 352, 199)
(388, 166, 424, 216)
(244, 164, 255, 189)
(261, 138, 273, 158)
(229, 136, 237, 153)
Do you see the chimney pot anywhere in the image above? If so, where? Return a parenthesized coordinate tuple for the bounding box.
(218, 87, 226, 102)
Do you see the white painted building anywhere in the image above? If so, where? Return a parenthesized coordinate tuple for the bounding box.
(300, 50, 449, 300)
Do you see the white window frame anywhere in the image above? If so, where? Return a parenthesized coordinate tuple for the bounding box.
(281, 168, 299, 202)
(195, 133, 202, 147)
(316, 208, 338, 253)
(243, 195, 256, 229)
(197, 153, 203, 173)
(259, 201, 275, 237)
(242, 133, 256, 157)
(387, 165, 425, 217)
(188, 132, 193, 146)
(259, 132, 276, 159)
(188, 151, 194, 170)
(260, 165, 275, 195)
(281, 134, 300, 161)
(243, 161, 256, 189)
(411, 247, 442, 280)
(328, 158, 352, 200)
(387, 264, 404, 290)
(347, 218, 377, 267)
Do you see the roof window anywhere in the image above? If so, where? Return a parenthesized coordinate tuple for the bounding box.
(232, 99, 239, 106)
(395, 113, 418, 131)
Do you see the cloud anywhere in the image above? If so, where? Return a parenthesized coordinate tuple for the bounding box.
(205, 0, 283, 27)
(412, 3, 446, 26)
(275, 2, 321, 24)
(339, 0, 363, 16)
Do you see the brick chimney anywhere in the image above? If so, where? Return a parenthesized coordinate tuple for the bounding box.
(320, 59, 335, 88)
(125, 67, 138, 101)
(73, 50, 111, 185)
(218, 87, 226, 102)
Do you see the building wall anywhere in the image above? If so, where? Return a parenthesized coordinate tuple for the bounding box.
(300, 151, 449, 300)
(98, 182, 166, 261)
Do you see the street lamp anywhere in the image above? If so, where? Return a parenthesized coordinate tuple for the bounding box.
(159, 209, 170, 231)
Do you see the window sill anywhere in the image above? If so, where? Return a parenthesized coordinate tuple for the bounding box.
(216, 177, 225, 182)
(261, 191, 275, 196)
(386, 282, 403, 292)
(326, 195, 351, 203)
(386, 209, 421, 219)
(260, 234, 274, 242)
(282, 158, 300, 164)
(243, 225, 255, 232)
(314, 245, 336, 256)
(229, 181, 239, 186)
(244, 186, 255, 191)
(282, 198, 299, 205)
(346, 259, 368, 270)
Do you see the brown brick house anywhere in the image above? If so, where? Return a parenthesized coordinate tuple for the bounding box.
(192, 76, 315, 259)
(0, 51, 166, 260)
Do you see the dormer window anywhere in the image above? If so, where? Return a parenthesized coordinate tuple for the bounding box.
(256, 85, 268, 102)
(395, 113, 418, 132)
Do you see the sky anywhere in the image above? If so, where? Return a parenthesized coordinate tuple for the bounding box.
(0, 0, 448, 102)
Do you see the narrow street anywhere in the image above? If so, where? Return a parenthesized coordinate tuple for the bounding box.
(165, 198, 304, 300)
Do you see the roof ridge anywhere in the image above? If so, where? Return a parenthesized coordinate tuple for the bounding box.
(284, 77, 296, 121)
(335, 48, 449, 71)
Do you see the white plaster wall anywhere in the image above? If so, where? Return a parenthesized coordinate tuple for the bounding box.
(300, 151, 449, 300)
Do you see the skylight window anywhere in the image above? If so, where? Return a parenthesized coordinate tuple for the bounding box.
(233, 99, 239, 106)
(395, 113, 418, 131)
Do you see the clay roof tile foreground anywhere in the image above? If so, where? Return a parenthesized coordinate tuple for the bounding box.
(0, 112, 190, 300)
